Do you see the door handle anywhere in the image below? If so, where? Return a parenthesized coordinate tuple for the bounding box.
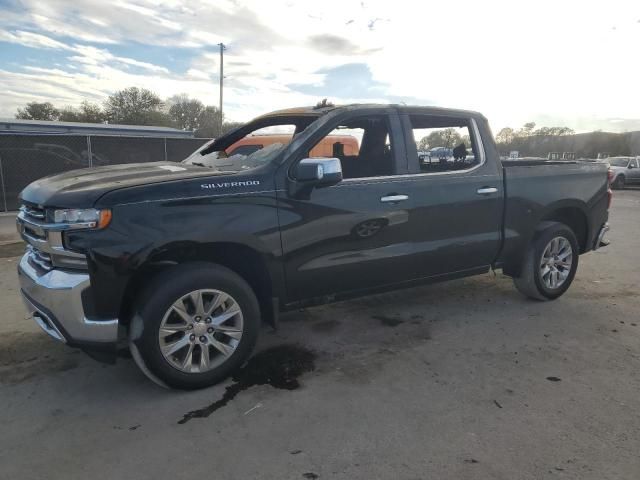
(476, 187, 498, 195)
(380, 194, 409, 203)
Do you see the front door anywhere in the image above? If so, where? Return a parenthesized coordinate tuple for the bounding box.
(276, 110, 417, 302)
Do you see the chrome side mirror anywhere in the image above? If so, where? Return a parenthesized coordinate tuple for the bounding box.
(289, 157, 343, 199)
(295, 158, 343, 187)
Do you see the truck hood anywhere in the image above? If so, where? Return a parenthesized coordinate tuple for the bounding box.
(19, 161, 233, 208)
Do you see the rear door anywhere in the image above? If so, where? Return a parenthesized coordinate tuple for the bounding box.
(397, 111, 504, 277)
(276, 109, 418, 302)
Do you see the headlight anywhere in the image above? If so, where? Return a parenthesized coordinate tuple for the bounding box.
(52, 208, 112, 229)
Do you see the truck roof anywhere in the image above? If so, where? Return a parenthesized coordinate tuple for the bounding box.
(259, 104, 485, 120)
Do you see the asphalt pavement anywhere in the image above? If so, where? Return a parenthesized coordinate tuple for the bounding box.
(0, 189, 639, 480)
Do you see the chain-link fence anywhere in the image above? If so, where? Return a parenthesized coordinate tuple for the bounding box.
(0, 134, 209, 211)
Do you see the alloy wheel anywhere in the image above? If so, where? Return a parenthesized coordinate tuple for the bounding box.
(158, 289, 243, 373)
(539, 236, 573, 289)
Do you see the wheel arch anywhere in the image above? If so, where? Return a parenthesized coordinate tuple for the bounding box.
(119, 241, 281, 328)
(613, 173, 625, 187)
(503, 202, 588, 277)
(540, 206, 589, 253)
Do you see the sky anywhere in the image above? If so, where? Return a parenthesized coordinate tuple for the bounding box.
(0, 0, 639, 133)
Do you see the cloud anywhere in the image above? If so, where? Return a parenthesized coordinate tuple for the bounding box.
(0, 29, 168, 75)
(0, 30, 72, 50)
(0, 0, 638, 131)
(306, 34, 373, 55)
(290, 63, 386, 99)
(70, 45, 169, 74)
(289, 62, 435, 108)
(3, 0, 285, 51)
(185, 69, 211, 80)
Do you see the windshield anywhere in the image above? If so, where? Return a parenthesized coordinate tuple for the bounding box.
(182, 141, 288, 171)
(181, 120, 314, 171)
(608, 158, 629, 167)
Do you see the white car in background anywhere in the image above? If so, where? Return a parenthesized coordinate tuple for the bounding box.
(608, 156, 640, 189)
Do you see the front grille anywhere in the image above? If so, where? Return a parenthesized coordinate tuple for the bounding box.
(22, 222, 46, 240)
(20, 204, 46, 221)
(26, 245, 53, 271)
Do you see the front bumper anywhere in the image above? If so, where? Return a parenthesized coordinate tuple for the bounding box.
(593, 223, 610, 250)
(18, 253, 119, 346)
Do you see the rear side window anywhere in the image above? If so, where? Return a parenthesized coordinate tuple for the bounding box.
(408, 115, 480, 173)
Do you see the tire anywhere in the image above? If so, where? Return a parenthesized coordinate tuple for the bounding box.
(513, 222, 579, 301)
(131, 262, 260, 390)
(612, 175, 625, 190)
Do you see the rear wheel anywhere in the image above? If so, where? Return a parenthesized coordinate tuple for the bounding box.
(612, 175, 625, 190)
(131, 263, 260, 389)
(513, 222, 579, 301)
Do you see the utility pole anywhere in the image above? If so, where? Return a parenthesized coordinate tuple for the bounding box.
(218, 42, 225, 137)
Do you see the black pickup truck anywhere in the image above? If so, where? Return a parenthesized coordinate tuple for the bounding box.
(16, 104, 611, 389)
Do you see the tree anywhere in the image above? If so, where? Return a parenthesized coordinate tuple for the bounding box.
(12, 90, 241, 134)
(195, 106, 223, 138)
(58, 106, 81, 122)
(15, 102, 60, 121)
(557, 127, 574, 136)
(167, 94, 205, 131)
(58, 101, 106, 123)
(194, 106, 243, 138)
(495, 127, 515, 144)
(528, 126, 575, 137)
(420, 128, 463, 150)
(103, 87, 166, 125)
(78, 101, 106, 123)
(520, 122, 536, 136)
(222, 121, 244, 135)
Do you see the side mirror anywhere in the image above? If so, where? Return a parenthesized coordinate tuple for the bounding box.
(295, 158, 343, 187)
(289, 158, 343, 199)
(628, 164, 635, 169)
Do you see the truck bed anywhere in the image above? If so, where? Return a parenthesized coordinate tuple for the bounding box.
(498, 159, 610, 275)
(501, 159, 584, 167)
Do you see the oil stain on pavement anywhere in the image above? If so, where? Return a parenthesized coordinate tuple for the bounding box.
(178, 344, 315, 424)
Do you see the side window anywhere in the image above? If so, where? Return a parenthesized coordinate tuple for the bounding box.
(306, 115, 395, 179)
(409, 115, 480, 173)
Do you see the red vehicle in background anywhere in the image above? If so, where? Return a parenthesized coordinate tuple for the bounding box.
(227, 134, 359, 157)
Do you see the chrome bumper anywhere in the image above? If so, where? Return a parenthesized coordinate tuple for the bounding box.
(594, 223, 610, 251)
(18, 253, 118, 345)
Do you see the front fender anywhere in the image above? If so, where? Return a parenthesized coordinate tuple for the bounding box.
(66, 191, 283, 320)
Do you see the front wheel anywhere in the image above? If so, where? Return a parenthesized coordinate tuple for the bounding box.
(513, 222, 579, 301)
(131, 263, 260, 389)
